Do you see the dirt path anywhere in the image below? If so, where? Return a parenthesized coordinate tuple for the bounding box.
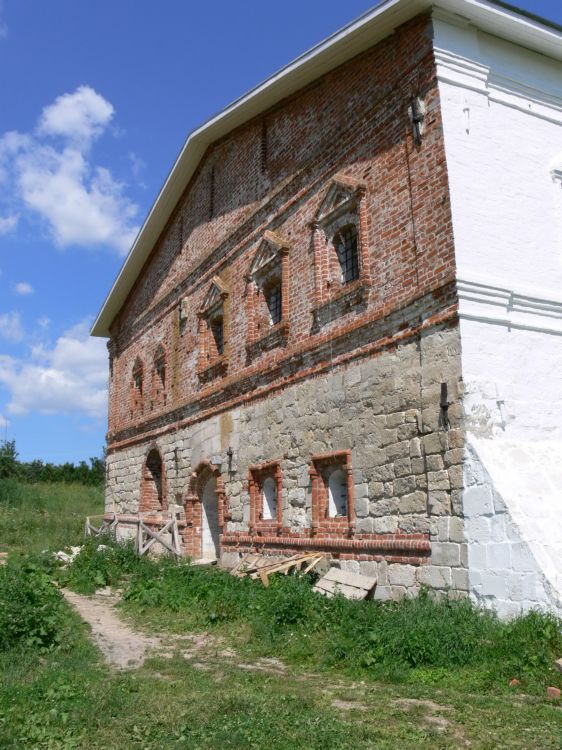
(62, 588, 161, 670)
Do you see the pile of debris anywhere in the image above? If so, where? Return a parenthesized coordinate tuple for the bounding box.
(231, 552, 325, 587)
(230, 552, 377, 599)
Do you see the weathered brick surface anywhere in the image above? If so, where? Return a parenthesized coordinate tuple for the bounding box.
(103, 13, 469, 598)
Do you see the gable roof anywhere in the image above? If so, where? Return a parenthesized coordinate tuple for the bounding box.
(91, 0, 562, 337)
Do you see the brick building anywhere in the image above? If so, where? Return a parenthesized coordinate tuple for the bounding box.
(92, 0, 562, 616)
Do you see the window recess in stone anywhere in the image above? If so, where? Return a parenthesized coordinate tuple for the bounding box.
(197, 276, 229, 383)
(248, 460, 283, 535)
(245, 230, 290, 359)
(130, 357, 144, 418)
(150, 344, 167, 410)
(140, 448, 167, 513)
(309, 450, 355, 537)
(310, 173, 371, 328)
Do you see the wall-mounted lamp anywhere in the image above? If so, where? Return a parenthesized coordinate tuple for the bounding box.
(409, 96, 427, 146)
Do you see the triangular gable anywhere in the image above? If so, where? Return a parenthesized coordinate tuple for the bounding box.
(316, 173, 365, 222)
(250, 231, 290, 276)
(199, 276, 229, 314)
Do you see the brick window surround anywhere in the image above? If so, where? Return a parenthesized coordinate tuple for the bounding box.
(246, 230, 290, 358)
(197, 276, 229, 381)
(310, 173, 371, 319)
(131, 357, 144, 417)
(248, 460, 283, 535)
(309, 450, 355, 537)
(183, 460, 227, 558)
(150, 344, 167, 410)
(140, 448, 167, 513)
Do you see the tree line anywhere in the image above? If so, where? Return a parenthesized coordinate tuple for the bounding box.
(0, 440, 105, 486)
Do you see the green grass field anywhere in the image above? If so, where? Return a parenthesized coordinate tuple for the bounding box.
(1, 480, 561, 749)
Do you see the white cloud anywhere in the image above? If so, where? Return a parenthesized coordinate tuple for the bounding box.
(38, 86, 114, 147)
(0, 320, 108, 419)
(37, 316, 50, 329)
(0, 311, 24, 341)
(14, 281, 33, 296)
(0, 414, 7, 429)
(0, 214, 18, 234)
(0, 87, 139, 255)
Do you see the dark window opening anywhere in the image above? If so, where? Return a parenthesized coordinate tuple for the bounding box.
(211, 316, 224, 356)
(265, 282, 282, 326)
(334, 224, 359, 285)
(133, 364, 143, 394)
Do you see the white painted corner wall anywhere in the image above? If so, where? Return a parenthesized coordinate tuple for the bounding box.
(434, 10, 562, 615)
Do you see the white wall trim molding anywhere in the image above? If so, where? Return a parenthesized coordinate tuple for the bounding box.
(457, 276, 562, 335)
(434, 47, 562, 125)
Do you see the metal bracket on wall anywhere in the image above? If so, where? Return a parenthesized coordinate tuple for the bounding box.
(439, 382, 451, 430)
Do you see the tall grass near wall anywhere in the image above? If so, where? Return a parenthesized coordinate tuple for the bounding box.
(0, 479, 104, 555)
(59, 538, 562, 696)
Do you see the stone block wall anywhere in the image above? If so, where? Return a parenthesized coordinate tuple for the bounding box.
(106, 320, 469, 601)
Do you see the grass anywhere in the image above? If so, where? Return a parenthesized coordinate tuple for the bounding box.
(0, 478, 103, 555)
(1, 479, 561, 749)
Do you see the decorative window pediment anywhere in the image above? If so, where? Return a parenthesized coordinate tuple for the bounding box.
(249, 231, 288, 276)
(199, 276, 229, 316)
(197, 277, 229, 382)
(316, 173, 364, 224)
(310, 174, 371, 323)
(246, 231, 291, 358)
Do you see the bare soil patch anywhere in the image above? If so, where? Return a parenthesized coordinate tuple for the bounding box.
(62, 588, 161, 670)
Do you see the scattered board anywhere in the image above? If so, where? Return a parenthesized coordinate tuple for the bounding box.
(230, 552, 325, 586)
(313, 567, 377, 600)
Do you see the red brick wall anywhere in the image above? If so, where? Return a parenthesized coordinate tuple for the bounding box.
(107, 13, 456, 446)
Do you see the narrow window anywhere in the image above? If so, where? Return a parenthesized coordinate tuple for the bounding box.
(265, 282, 282, 326)
(334, 224, 359, 285)
(210, 315, 224, 356)
(155, 347, 165, 389)
(261, 475, 277, 520)
(327, 467, 348, 517)
(133, 360, 143, 394)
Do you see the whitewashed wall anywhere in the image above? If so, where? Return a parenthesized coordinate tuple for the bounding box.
(434, 10, 562, 616)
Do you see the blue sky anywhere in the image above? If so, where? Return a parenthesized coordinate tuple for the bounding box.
(0, 0, 561, 463)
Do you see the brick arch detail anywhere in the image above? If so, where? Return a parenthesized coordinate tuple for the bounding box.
(140, 447, 167, 513)
(183, 460, 227, 558)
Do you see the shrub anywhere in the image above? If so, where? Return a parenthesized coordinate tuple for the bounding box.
(59, 535, 144, 594)
(0, 560, 72, 652)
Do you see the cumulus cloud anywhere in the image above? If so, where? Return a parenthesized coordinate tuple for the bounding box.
(0, 320, 108, 419)
(0, 311, 24, 341)
(0, 86, 139, 254)
(0, 214, 18, 234)
(14, 281, 33, 295)
(38, 86, 114, 147)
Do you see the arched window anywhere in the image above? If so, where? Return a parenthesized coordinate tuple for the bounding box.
(333, 224, 359, 285)
(151, 345, 166, 409)
(261, 475, 277, 520)
(154, 345, 165, 389)
(140, 448, 166, 512)
(131, 357, 144, 416)
(328, 467, 348, 517)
